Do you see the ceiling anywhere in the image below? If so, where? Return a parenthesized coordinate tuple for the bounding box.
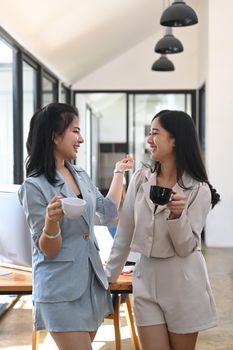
(0, 0, 198, 85)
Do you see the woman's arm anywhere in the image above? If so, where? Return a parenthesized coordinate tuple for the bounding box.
(167, 183, 211, 256)
(106, 154, 133, 207)
(19, 181, 64, 259)
(39, 195, 63, 259)
(105, 170, 141, 282)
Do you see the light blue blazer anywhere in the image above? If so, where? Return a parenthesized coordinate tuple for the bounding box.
(18, 161, 117, 303)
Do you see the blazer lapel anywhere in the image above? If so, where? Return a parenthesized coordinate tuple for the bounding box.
(56, 164, 90, 226)
(54, 172, 68, 198)
(141, 169, 171, 215)
(73, 171, 90, 226)
(141, 170, 160, 214)
(66, 163, 90, 226)
(54, 172, 75, 199)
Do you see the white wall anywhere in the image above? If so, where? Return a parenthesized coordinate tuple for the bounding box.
(73, 26, 199, 90)
(98, 95, 126, 143)
(205, 0, 233, 246)
(197, 0, 208, 87)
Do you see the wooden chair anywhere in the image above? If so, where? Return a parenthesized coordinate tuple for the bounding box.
(107, 293, 140, 350)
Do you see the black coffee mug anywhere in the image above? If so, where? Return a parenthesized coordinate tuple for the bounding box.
(150, 185, 172, 213)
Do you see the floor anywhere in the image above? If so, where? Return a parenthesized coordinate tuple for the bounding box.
(0, 246, 232, 350)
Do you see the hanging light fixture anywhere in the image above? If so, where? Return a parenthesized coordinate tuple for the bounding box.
(151, 55, 175, 72)
(155, 27, 183, 54)
(160, 0, 198, 27)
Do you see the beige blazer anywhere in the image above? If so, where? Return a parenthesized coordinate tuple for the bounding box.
(105, 167, 211, 282)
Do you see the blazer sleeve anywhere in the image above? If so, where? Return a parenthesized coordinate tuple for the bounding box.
(166, 182, 211, 257)
(94, 187, 118, 224)
(18, 179, 47, 249)
(105, 169, 141, 282)
(80, 170, 118, 224)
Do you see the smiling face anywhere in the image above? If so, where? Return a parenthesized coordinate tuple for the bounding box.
(53, 116, 84, 162)
(147, 117, 175, 163)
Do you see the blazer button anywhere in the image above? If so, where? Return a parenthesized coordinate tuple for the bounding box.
(83, 234, 89, 240)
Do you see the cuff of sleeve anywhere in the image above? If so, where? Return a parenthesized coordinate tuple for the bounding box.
(99, 195, 118, 225)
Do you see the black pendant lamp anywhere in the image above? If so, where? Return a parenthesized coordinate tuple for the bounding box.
(155, 27, 183, 54)
(151, 55, 175, 72)
(160, 0, 198, 27)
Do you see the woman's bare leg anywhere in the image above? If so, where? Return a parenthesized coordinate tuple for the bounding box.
(169, 331, 198, 350)
(137, 324, 171, 350)
(50, 331, 93, 350)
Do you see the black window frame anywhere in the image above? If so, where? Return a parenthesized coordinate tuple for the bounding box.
(0, 26, 63, 184)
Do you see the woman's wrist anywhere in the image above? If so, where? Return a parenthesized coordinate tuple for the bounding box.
(113, 163, 125, 174)
(113, 167, 125, 174)
(43, 217, 61, 238)
(42, 227, 61, 239)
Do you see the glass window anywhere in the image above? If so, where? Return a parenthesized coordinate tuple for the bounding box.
(23, 61, 37, 173)
(75, 91, 194, 189)
(75, 93, 127, 192)
(61, 84, 71, 103)
(42, 76, 53, 106)
(129, 93, 193, 169)
(42, 74, 58, 107)
(0, 39, 13, 184)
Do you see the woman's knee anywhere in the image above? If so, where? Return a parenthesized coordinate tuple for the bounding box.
(169, 331, 198, 350)
(137, 324, 171, 350)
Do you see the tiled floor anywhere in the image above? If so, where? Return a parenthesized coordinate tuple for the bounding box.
(196, 247, 233, 350)
(0, 246, 233, 350)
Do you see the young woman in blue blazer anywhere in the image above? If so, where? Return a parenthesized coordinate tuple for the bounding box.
(19, 102, 133, 350)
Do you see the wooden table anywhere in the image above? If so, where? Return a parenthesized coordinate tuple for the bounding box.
(0, 267, 32, 294)
(0, 267, 132, 294)
(0, 266, 140, 350)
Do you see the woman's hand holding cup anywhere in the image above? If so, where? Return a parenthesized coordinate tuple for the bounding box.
(46, 195, 64, 223)
(166, 191, 186, 219)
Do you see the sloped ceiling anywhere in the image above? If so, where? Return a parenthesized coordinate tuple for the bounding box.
(0, 0, 198, 85)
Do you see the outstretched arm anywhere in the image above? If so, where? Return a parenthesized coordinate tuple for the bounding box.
(107, 154, 133, 207)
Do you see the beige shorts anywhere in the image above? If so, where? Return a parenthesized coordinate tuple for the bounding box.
(132, 252, 217, 334)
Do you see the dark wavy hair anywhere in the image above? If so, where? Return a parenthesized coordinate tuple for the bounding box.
(25, 102, 79, 185)
(148, 110, 220, 208)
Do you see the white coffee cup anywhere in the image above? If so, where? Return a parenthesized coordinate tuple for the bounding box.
(61, 197, 86, 219)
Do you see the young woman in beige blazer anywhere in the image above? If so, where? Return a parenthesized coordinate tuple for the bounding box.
(106, 110, 220, 350)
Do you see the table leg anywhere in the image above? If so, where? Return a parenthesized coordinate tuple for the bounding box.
(32, 329, 40, 350)
(124, 295, 140, 350)
(113, 294, 121, 350)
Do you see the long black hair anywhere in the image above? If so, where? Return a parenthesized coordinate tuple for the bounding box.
(150, 110, 220, 208)
(26, 102, 79, 185)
